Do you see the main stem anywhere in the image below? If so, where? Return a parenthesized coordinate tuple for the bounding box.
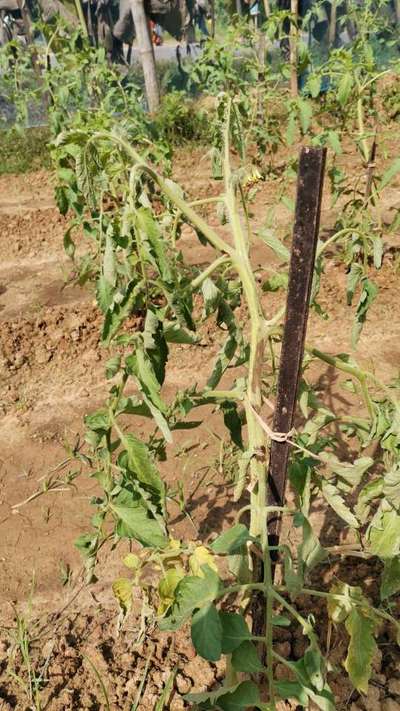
(223, 107, 275, 704)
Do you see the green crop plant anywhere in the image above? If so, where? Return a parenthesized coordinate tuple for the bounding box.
(54, 96, 400, 710)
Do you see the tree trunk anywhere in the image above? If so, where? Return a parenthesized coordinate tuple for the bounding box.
(211, 0, 215, 37)
(395, 0, 400, 25)
(131, 0, 160, 113)
(290, 0, 298, 97)
(328, 0, 337, 47)
(235, 0, 241, 16)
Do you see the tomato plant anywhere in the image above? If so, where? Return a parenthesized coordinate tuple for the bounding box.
(2, 3, 400, 707)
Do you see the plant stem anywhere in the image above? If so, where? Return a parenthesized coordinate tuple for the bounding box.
(191, 255, 231, 288)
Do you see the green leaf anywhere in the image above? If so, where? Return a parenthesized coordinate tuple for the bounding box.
(262, 272, 288, 293)
(275, 680, 308, 706)
(308, 74, 322, 98)
(103, 228, 116, 286)
(160, 566, 221, 631)
(221, 401, 243, 449)
(105, 355, 121, 379)
(191, 603, 222, 661)
(304, 647, 324, 692)
(258, 229, 290, 263)
(368, 506, 400, 558)
(218, 681, 260, 711)
(85, 409, 110, 431)
(297, 514, 328, 573)
(298, 98, 313, 134)
(127, 348, 167, 413)
(211, 524, 252, 555)
(380, 157, 400, 190)
(381, 557, 400, 600)
(272, 615, 291, 627)
(344, 608, 377, 693)
(207, 333, 237, 390)
(220, 612, 251, 654)
(231, 641, 263, 673)
(96, 275, 114, 315)
(63, 228, 76, 257)
(185, 682, 259, 710)
(337, 72, 353, 107)
(327, 130, 342, 155)
(110, 488, 167, 548)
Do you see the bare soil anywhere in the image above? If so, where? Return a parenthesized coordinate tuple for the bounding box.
(1, 143, 400, 710)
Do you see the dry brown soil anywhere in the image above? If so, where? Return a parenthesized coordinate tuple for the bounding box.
(0, 144, 400, 710)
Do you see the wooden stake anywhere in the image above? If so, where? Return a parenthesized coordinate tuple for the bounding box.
(131, 0, 160, 113)
(267, 146, 326, 552)
(289, 0, 298, 97)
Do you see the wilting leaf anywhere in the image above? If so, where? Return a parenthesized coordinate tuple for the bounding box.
(383, 463, 400, 510)
(118, 432, 164, 497)
(112, 577, 132, 616)
(380, 557, 400, 600)
(158, 567, 185, 615)
(320, 481, 359, 528)
(327, 581, 363, 624)
(368, 504, 400, 558)
(344, 609, 377, 693)
(352, 278, 378, 348)
(258, 229, 290, 262)
(189, 546, 218, 577)
(123, 553, 140, 570)
(296, 514, 328, 572)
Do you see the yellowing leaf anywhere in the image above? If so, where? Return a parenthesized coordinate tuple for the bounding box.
(368, 507, 400, 558)
(327, 581, 363, 624)
(112, 577, 133, 616)
(158, 567, 185, 615)
(344, 609, 377, 693)
(123, 553, 140, 570)
(189, 546, 218, 578)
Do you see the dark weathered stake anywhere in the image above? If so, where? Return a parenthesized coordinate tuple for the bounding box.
(267, 146, 326, 551)
(251, 147, 326, 648)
